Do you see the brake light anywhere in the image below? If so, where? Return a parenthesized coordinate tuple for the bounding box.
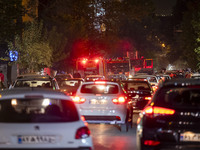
(144, 96, 152, 101)
(144, 140, 160, 146)
(75, 127, 90, 139)
(112, 96, 126, 104)
(73, 96, 86, 104)
(144, 106, 175, 116)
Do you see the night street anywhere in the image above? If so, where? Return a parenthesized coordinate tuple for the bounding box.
(89, 114, 139, 150)
(1, 1, 200, 150)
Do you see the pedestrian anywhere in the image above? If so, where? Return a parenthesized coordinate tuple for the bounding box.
(0, 70, 4, 82)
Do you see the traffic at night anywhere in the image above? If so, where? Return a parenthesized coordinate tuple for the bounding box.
(1, 0, 200, 150)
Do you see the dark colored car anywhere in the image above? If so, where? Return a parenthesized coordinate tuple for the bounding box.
(121, 80, 153, 113)
(136, 78, 200, 150)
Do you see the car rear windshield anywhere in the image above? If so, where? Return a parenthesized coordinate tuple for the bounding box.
(154, 87, 200, 108)
(0, 98, 79, 123)
(81, 84, 119, 94)
(14, 80, 53, 88)
(122, 82, 151, 91)
(58, 80, 81, 88)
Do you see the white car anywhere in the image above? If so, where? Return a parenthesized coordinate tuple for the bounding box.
(191, 73, 200, 79)
(73, 81, 132, 132)
(10, 74, 60, 90)
(0, 88, 93, 150)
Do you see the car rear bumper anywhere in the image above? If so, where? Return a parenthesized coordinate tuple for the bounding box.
(83, 115, 125, 124)
(141, 127, 200, 150)
(151, 143, 200, 150)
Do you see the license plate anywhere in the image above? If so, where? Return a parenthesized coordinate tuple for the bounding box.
(180, 132, 200, 142)
(18, 135, 56, 144)
(89, 99, 107, 105)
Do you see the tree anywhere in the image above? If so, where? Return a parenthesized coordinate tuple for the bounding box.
(0, 0, 25, 43)
(8, 21, 53, 73)
(168, 0, 200, 70)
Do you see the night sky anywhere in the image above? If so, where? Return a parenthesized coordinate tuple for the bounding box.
(152, 0, 177, 15)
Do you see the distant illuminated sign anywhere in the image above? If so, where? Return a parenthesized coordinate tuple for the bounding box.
(9, 51, 18, 61)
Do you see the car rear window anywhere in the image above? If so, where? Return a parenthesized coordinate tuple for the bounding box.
(58, 80, 80, 88)
(154, 87, 200, 108)
(81, 84, 119, 94)
(147, 77, 157, 82)
(0, 99, 79, 123)
(15, 80, 53, 88)
(122, 82, 151, 91)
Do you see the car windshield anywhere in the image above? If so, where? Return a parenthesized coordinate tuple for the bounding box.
(0, 98, 79, 123)
(14, 80, 53, 88)
(155, 87, 200, 108)
(81, 84, 119, 94)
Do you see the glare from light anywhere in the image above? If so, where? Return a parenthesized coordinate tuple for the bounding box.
(11, 99, 17, 105)
(129, 75, 133, 78)
(98, 85, 105, 90)
(42, 98, 50, 106)
(95, 59, 99, 63)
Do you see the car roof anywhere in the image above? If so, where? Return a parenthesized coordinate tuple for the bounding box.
(81, 81, 119, 85)
(85, 75, 104, 77)
(121, 80, 150, 83)
(61, 78, 84, 81)
(55, 74, 73, 77)
(191, 73, 200, 76)
(0, 88, 69, 100)
(158, 78, 200, 88)
(135, 75, 157, 77)
(17, 74, 52, 80)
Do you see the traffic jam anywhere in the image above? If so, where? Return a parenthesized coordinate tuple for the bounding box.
(0, 56, 200, 150)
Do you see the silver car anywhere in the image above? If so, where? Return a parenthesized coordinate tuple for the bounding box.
(73, 81, 132, 132)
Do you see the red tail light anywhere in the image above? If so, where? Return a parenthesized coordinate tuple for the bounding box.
(144, 96, 152, 101)
(75, 127, 90, 139)
(144, 106, 175, 117)
(144, 140, 160, 146)
(73, 96, 86, 104)
(112, 96, 126, 104)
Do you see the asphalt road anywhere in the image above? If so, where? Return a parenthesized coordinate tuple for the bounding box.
(88, 114, 139, 150)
